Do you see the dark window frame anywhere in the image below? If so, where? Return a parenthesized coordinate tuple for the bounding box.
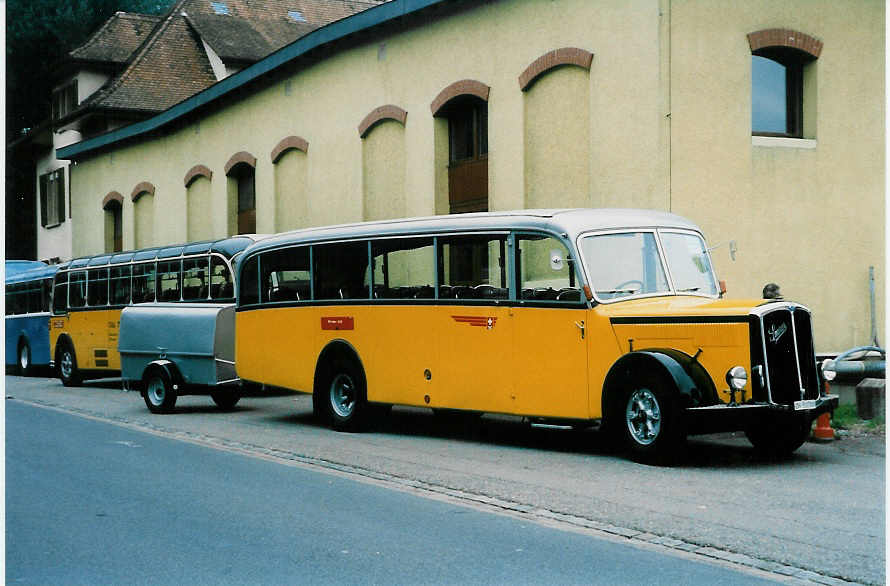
(752, 47, 814, 139)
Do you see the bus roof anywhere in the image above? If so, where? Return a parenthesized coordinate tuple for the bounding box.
(57, 235, 266, 271)
(5, 262, 59, 284)
(242, 209, 702, 256)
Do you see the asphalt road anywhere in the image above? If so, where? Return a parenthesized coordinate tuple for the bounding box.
(7, 399, 787, 585)
(4, 374, 885, 584)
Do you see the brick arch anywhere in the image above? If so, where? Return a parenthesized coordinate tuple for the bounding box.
(224, 151, 257, 175)
(747, 29, 822, 58)
(183, 164, 213, 187)
(130, 181, 155, 202)
(430, 80, 490, 116)
(518, 48, 594, 91)
(358, 106, 407, 138)
(102, 191, 123, 210)
(270, 136, 309, 163)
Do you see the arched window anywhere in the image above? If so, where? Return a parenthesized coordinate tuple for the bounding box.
(225, 152, 257, 235)
(432, 81, 490, 214)
(748, 29, 821, 138)
(102, 192, 123, 253)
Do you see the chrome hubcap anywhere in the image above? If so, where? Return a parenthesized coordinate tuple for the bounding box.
(329, 373, 355, 418)
(60, 351, 73, 379)
(626, 388, 662, 446)
(147, 378, 166, 406)
(19, 346, 29, 370)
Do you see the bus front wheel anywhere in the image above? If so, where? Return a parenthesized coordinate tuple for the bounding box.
(318, 359, 368, 432)
(58, 343, 82, 387)
(611, 374, 685, 464)
(143, 370, 177, 414)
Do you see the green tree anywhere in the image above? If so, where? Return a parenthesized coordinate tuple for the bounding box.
(6, 0, 175, 141)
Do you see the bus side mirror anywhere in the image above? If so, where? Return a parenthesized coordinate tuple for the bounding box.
(719, 280, 727, 296)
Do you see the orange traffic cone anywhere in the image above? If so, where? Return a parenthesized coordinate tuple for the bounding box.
(812, 381, 835, 441)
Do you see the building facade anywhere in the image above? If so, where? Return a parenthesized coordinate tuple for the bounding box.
(58, 0, 885, 352)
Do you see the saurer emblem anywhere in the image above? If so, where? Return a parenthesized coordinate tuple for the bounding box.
(768, 322, 788, 344)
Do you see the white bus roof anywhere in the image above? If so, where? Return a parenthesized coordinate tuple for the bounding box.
(245, 208, 702, 256)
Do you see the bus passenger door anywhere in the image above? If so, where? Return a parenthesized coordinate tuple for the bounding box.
(510, 234, 589, 419)
(436, 306, 514, 412)
(511, 306, 588, 418)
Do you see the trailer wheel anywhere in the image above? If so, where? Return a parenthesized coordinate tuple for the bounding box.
(211, 391, 241, 411)
(143, 369, 177, 414)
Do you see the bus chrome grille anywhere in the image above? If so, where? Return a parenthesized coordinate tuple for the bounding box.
(753, 305, 821, 406)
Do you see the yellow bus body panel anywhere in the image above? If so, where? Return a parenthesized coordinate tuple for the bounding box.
(236, 296, 760, 421)
(50, 309, 123, 371)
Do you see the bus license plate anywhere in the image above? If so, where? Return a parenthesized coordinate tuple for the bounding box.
(794, 400, 817, 410)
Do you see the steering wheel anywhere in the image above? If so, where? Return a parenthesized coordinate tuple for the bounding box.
(614, 280, 644, 293)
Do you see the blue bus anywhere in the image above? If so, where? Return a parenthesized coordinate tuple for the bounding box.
(6, 261, 58, 375)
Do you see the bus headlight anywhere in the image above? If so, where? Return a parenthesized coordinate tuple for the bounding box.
(725, 366, 747, 390)
(821, 359, 837, 382)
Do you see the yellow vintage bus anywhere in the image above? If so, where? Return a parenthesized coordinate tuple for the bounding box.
(233, 209, 837, 461)
(49, 236, 260, 387)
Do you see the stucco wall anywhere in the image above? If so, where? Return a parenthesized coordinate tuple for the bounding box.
(66, 0, 883, 351)
(669, 0, 885, 351)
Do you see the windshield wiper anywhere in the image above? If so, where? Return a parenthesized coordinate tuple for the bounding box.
(677, 287, 701, 293)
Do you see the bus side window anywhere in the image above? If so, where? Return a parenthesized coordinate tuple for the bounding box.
(260, 247, 309, 303)
(111, 265, 132, 305)
(516, 235, 579, 302)
(52, 273, 68, 314)
(157, 260, 182, 302)
(42, 278, 53, 312)
(182, 257, 209, 301)
(26, 281, 41, 313)
(210, 256, 233, 300)
(7, 284, 22, 315)
(132, 263, 156, 304)
(371, 238, 435, 299)
(87, 268, 109, 306)
(240, 255, 259, 304)
(314, 241, 369, 300)
(69, 272, 87, 308)
(438, 234, 507, 300)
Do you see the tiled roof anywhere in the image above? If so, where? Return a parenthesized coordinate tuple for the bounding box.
(69, 12, 162, 64)
(79, 0, 385, 114)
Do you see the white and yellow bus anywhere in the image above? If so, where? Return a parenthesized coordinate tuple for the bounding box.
(231, 209, 837, 461)
(50, 236, 260, 387)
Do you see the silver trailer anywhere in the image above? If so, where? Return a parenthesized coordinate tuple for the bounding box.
(119, 302, 240, 413)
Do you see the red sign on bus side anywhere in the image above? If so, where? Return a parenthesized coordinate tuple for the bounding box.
(321, 316, 355, 330)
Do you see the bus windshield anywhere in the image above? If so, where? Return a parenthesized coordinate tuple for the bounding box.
(579, 230, 716, 301)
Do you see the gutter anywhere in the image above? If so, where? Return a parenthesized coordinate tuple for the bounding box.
(57, 0, 448, 162)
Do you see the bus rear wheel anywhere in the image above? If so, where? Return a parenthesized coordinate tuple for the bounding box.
(143, 370, 177, 414)
(318, 359, 368, 432)
(58, 343, 82, 387)
(17, 340, 31, 376)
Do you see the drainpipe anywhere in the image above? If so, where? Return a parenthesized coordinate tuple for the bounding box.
(869, 266, 879, 347)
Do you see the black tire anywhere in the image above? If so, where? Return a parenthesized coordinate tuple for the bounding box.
(143, 370, 177, 414)
(745, 414, 812, 457)
(610, 373, 685, 464)
(316, 358, 368, 432)
(211, 390, 241, 411)
(17, 340, 32, 376)
(58, 342, 82, 387)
